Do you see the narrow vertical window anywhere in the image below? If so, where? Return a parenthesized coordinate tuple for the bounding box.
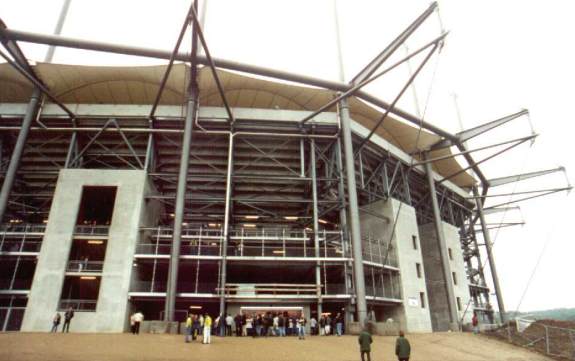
(452, 272, 457, 285)
(456, 297, 462, 311)
(412, 235, 418, 250)
(420, 292, 426, 308)
(416, 263, 422, 278)
(448, 248, 453, 260)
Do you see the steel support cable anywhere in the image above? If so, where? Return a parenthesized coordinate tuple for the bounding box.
(379, 40, 443, 269)
(511, 202, 567, 316)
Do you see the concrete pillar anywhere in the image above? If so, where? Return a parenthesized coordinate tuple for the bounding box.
(423, 159, 459, 330)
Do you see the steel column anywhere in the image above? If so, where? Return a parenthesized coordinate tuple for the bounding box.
(310, 138, 323, 317)
(424, 157, 459, 329)
(0, 89, 40, 222)
(338, 99, 367, 326)
(219, 133, 234, 321)
(473, 186, 506, 323)
(164, 83, 198, 321)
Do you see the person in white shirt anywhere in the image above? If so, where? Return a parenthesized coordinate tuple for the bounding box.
(225, 314, 233, 336)
(133, 311, 144, 335)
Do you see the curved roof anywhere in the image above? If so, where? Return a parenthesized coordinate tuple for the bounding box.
(0, 62, 475, 188)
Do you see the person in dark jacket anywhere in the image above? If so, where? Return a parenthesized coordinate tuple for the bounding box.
(395, 330, 411, 361)
(358, 327, 373, 361)
(62, 307, 74, 333)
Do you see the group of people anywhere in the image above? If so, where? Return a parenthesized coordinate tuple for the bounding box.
(358, 329, 411, 361)
(310, 312, 345, 336)
(184, 313, 213, 344)
(184, 312, 310, 342)
(50, 307, 74, 333)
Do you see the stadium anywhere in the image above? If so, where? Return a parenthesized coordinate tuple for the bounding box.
(0, 1, 569, 334)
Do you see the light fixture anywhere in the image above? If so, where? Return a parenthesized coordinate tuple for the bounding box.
(244, 215, 259, 220)
(243, 224, 256, 228)
(210, 242, 217, 246)
(189, 305, 202, 309)
(304, 227, 313, 232)
(132, 263, 138, 267)
(208, 223, 219, 228)
(335, 248, 343, 254)
(87, 240, 104, 245)
(182, 222, 188, 226)
(169, 213, 175, 218)
(80, 276, 97, 280)
(284, 216, 298, 220)
(318, 219, 328, 224)
(272, 250, 285, 254)
(43, 219, 49, 224)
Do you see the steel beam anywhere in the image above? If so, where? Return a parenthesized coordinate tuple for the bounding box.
(310, 138, 323, 318)
(218, 133, 234, 321)
(473, 186, 506, 323)
(354, 43, 439, 157)
(350, 2, 438, 85)
(165, 48, 199, 325)
(338, 99, 367, 325)
(0, 89, 41, 222)
(0, 28, 458, 141)
(487, 167, 565, 188)
(424, 155, 459, 330)
(431, 110, 529, 150)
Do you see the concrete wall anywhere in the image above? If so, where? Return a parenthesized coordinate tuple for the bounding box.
(419, 221, 472, 331)
(21, 169, 148, 332)
(443, 222, 473, 325)
(360, 199, 432, 333)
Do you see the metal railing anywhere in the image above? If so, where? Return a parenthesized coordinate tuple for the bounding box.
(362, 235, 398, 268)
(221, 283, 319, 296)
(74, 225, 109, 236)
(66, 260, 104, 273)
(137, 227, 348, 259)
(489, 320, 575, 360)
(130, 280, 217, 294)
(58, 299, 97, 312)
(0, 240, 42, 253)
(0, 224, 46, 234)
(0, 279, 33, 290)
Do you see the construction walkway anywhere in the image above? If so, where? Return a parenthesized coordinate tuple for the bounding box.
(0, 332, 553, 361)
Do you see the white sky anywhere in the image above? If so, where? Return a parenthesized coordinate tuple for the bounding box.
(1, 0, 573, 312)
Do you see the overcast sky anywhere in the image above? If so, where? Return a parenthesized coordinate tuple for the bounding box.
(1, 0, 573, 313)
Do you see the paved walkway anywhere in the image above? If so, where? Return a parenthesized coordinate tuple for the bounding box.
(0, 332, 553, 361)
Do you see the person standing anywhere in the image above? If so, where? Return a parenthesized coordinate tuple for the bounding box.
(192, 314, 201, 340)
(472, 313, 479, 334)
(198, 314, 204, 336)
(225, 314, 233, 336)
(51, 312, 61, 333)
(234, 314, 242, 336)
(278, 314, 285, 337)
(358, 327, 373, 361)
(319, 316, 325, 336)
(273, 313, 279, 336)
(395, 330, 411, 361)
(325, 314, 332, 336)
(335, 312, 344, 336)
(203, 313, 212, 344)
(130, 313, 136, 334)
(297, 315, 306, 340)
(310, 316, 317, 336)
(246, 315, 254, 337)
(133, 311, 144, 335)
(62, 307, 74, 333)
(185, 313, 193, 343)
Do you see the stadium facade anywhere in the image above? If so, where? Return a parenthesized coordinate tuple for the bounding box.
(0, 2, 568, 333)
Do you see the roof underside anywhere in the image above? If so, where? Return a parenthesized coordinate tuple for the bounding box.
(0, 62, 476, 188)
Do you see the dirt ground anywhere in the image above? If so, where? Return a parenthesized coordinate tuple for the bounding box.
(0, 332, 554, 361)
